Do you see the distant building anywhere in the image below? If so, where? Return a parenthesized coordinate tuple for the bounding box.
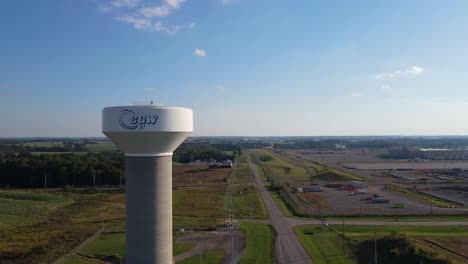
(387, 148, 468, 160)
(221, 159, 233, 168)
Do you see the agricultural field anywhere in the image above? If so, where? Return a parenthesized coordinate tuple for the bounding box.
(84, 141, 117, 153)
(295, 225, 468, 264)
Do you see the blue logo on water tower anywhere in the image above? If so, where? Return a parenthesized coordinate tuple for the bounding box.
(118, 110, 159, 130)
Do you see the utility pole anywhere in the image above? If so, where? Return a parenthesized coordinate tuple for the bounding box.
(101, 208, 104, 230)
(93, 172, 96, 190)
(44, 173, 47, 190)
(119, 172, 123, 189)
(289, 188, 293, 216)
(359, 198, 362, 216)
(374, 231, 377, 264)
(430, 199, 433, 215)
(342, 218, 345, 255)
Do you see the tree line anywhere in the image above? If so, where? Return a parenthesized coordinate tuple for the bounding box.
(0, 152, 124, 188)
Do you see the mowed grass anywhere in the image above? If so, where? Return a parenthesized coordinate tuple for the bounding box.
(255, 150, 308, 182)
(294, 226, 356, 264)
(339, 225, 468, 238)
(239, 222, 274, 264)
(79, 232, 196, 257)
(302, 160, 326, 173)
(312, 168, 364, 182)
(81, 232, 125, 257)
(0, 191, 73, 231)
(177, 249, 224, 264)
(389, 185, 462, 208)
(296, 225, 468, 264)
(62, 256, 95, 264)
(327, 215, 468, 222)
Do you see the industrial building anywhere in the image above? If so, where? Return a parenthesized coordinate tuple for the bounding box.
(388, 148, 468, 160)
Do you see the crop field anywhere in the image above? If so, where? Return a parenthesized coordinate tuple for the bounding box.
(295, 225, 468, 264)
(18, 141, 64, 147)
(84, 141, 117, 153)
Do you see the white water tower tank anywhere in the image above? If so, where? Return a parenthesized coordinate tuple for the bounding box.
(102, 104, 193, 264)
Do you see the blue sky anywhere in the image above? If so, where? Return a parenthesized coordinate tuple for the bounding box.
(1, 0, 468, 137)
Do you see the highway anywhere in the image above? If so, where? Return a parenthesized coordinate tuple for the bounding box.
(248, 155, 313, 264)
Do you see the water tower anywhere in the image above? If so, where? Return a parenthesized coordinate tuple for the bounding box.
(102, 104, 193, 264)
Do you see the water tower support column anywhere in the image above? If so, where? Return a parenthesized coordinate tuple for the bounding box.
(126, 155, 173, 264)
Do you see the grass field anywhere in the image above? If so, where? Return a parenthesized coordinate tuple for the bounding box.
(294, 225, 355, 264)
(0, 191, 73, 230)
(302, 160, 327, 173)
(327, 215, 468, 222)
(232, 155, 254, 184)
(389, 185, 463, 208)
(255, 150, 308, 183)
(62, 256, 94, 264)
(229, 185, 269, 219)
(80, 232, 125, 257)
(177, 249, 224, 264)
(312, 168, 364, 182)
(173, 188, 226, 229)
(0, 190, 125, 263)
(239, 222, 274, 264)
(295, 224, 468, 264)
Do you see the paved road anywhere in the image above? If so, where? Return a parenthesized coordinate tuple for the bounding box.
(248, 155, 313, 264)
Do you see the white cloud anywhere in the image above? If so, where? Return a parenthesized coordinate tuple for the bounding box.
(103, 0, 191, 35)
(194, 48, 207, 57)
(139, 0, 186, 18)
(112, 0, 141, 8)
(351, 93, 361, 97)
(380, 84, 392, 91)
(115, 16, 151, 30)
(166, 0, 185, 8)
(114, 16, 193, 34)
(140, 6, 171, 17)
(375, 66, 425, 80)
(99, 0, 141, 11)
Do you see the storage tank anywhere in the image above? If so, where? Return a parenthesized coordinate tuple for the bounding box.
(102, 104, 193, 264)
